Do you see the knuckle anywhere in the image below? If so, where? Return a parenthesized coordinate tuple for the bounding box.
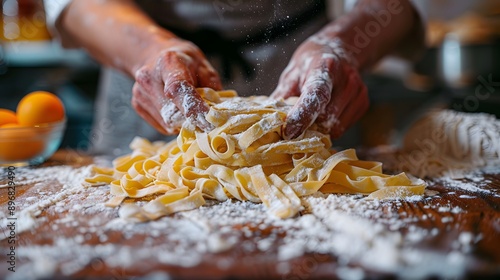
(163, 84, 177, 99)
(165, 70, 187, 85)
(163, 47, 197, 66)
(135, 67, 152, 87)
(164, 79, 194, 101)
(164, 79, 181, 91)
(158, 49, 185, 67)
(157, 50, 174, 66)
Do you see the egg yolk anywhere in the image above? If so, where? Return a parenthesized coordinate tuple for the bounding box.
(0, 123, 45, 161)
(0, 109, 18, 126)
(17, 91, 65, 126)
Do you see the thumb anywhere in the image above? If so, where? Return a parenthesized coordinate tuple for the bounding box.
(283, 68, 333, 139)
(271, 66, 300, 100)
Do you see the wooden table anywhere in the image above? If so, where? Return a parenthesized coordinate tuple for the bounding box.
(1, 150, 499, 279)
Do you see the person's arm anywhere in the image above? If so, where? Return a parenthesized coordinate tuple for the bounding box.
(272, 0, 425, 139)
(60, 0, 221, 134)
(332, 0, 424, 70)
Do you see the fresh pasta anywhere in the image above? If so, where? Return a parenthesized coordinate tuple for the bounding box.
(85, 88, 426, 221)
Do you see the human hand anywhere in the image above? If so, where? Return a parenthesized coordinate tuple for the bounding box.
(131, 38, 222, 134)
(271, 36, 369, 140)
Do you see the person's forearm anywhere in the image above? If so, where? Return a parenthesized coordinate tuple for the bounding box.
(61, 0, 176, 76)
(317, 0, 425, 70)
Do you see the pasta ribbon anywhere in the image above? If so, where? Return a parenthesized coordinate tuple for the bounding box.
(85, 89, 426, 221)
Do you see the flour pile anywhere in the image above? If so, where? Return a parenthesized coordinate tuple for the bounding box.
(396, 109, 500, 178)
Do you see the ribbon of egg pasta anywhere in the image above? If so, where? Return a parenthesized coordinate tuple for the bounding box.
(85, 88, 426, 221)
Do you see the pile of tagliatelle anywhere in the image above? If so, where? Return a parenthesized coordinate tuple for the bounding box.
(85, 88, 426, 221)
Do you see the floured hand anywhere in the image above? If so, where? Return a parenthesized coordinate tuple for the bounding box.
(271, 34, 369, 140)
(132, 38, 222, 134)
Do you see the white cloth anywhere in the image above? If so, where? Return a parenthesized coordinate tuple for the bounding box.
(44, 0, 76, 48)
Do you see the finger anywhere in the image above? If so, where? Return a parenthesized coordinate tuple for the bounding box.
(134, 103, 170, 135)
(133, 82, 186, 135)
(330, 83, 369, 139)
(348, 83, 369, 125)
(197, 60, 223, 90)
(135, 65, 188, 134)
(164, 79, 214, 132)
(283, 67, 333, 139)
(316, 66, 356, 130)
(161, 51, 214, 131)
(131, 87, 169, 135)
(270, 62, 300, 100)
(134, 66, 154, 94)
(159, 99, 186, 134)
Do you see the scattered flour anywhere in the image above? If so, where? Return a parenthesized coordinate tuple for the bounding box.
(398, 109, 500, 178)
(438, 176, 492, 194)
(0, 162, 492, 280)
(160, 101, 185, 134)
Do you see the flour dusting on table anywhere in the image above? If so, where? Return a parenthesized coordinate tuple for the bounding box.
(1, 162, 495, 280)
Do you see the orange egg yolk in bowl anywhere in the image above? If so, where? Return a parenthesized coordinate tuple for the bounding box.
(0, 119, 67, 166)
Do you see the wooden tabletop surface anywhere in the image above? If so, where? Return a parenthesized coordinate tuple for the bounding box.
(1, 150, 500, 279)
